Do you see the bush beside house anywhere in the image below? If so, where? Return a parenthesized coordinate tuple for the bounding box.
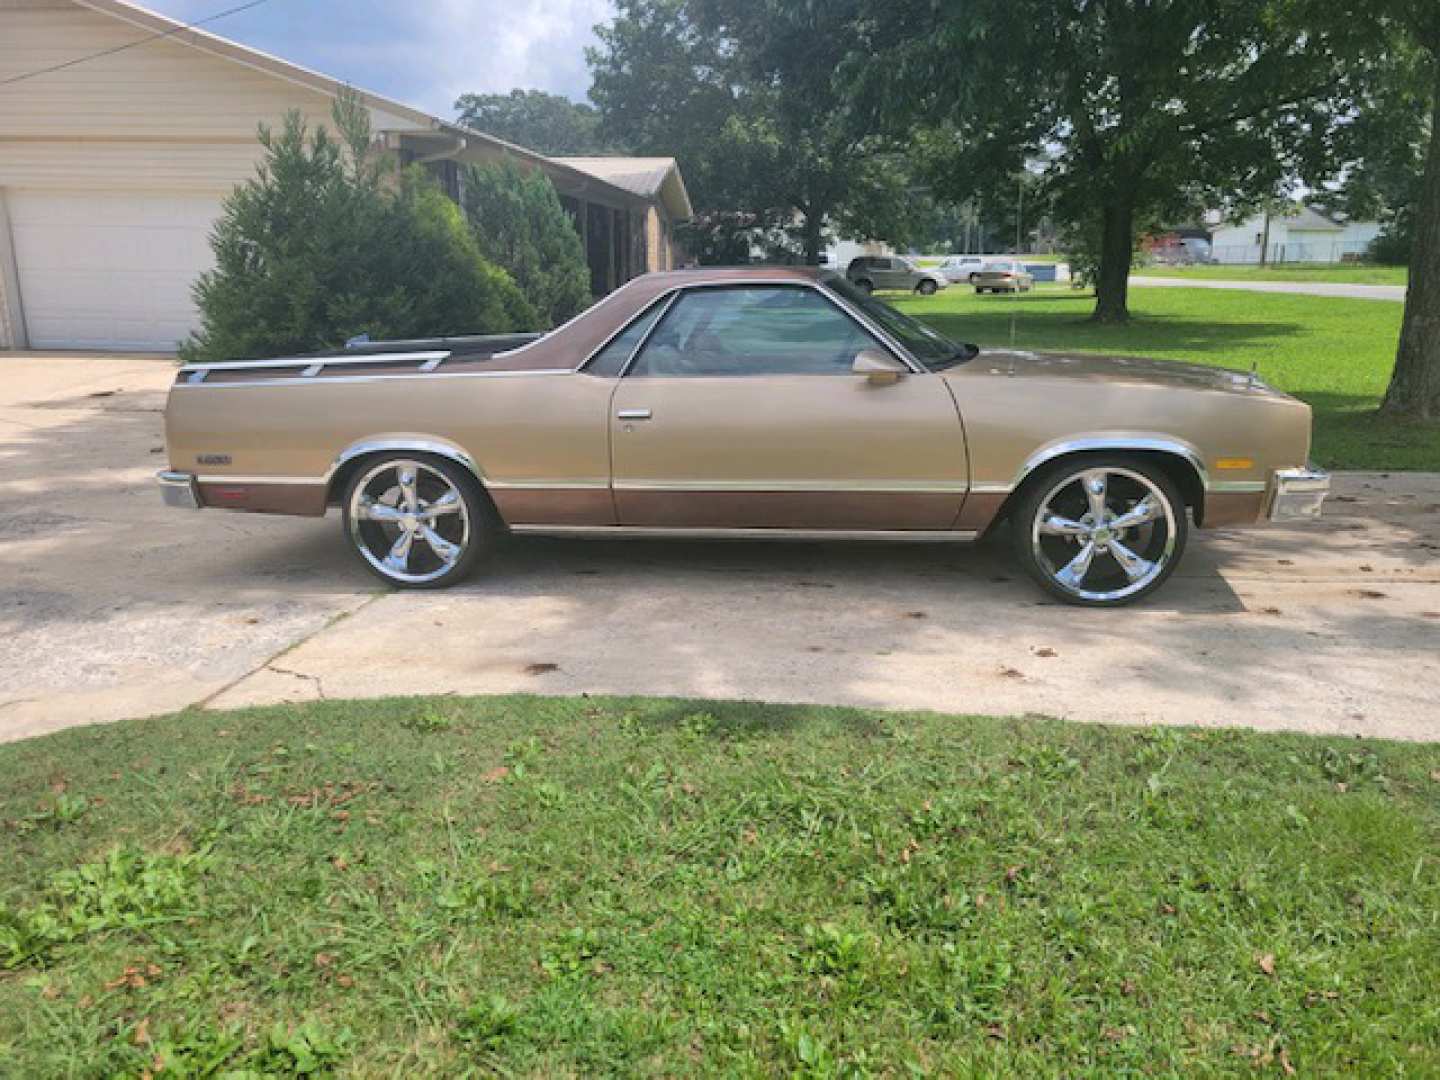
(462, 160, 592, 328)
(181, 96, 536, 363)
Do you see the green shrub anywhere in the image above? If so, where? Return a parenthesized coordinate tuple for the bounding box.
(462, 159, 592, 328)
(181, 93, 535, 363)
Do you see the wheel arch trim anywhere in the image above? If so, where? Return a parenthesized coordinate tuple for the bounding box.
(325, 437, 485, 500)
(1014, 436, 1210, 491)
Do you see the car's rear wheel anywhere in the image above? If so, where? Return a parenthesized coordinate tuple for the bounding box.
(854, 278, 874, 294)
(1010, 456, 1187, 606)
(916, 279, 938, 296)
(341, 454, 493, 588)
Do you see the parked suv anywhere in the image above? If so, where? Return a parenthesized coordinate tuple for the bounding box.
(845, 256, 947, 295)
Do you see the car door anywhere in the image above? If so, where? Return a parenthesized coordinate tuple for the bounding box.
(873, 257, 899, 289)
(608, 283, 969, 529)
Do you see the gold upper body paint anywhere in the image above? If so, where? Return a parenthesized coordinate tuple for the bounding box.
(163, 267, 1314, 532)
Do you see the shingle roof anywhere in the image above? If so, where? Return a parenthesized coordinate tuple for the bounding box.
(550, 156, 693, 220)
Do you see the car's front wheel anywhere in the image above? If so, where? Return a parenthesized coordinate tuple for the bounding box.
(341, 454, 493, 588)
(1010, 456, 1188, 606)
(916, 279, 938, 296)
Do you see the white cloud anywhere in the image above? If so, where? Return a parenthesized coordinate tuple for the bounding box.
(139, 0, 614, 116)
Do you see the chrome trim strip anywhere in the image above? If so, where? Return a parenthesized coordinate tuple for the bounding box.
(969, 481, 1014, 495)
(484, 479, 609, 491)
(1209, 480, 1267, 493)
(813, 280, 925, 374)
(326, 439, 482, 484)
(599, 279, 923, 378)
(1016, 437, 1210, 490)
(614, 290, 683, 378)
(611, 479, 969, 494)
(178, 351, 449, 373)
(195, 474, 327, 486)
(510, 525, 980, 542)
(171, 368, 572, 390)
(577, 291, 680, 374)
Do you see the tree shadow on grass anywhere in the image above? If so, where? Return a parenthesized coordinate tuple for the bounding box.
(913, 309, 1305, 360)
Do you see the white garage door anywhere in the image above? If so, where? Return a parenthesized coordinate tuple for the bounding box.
(8, 190, 221, 351)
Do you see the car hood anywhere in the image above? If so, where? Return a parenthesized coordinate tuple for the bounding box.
(948, 348, 1285, 399)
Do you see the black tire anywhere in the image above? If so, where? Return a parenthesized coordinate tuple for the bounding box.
(341, 452, 496, 589)
(916, 279, 938, 296)
(854, 278, 874, 294)
(974, 286, 985, 294)
(1009, 454, 1188, 607)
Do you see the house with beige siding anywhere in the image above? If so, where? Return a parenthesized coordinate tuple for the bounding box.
(0, 0, 691, 351)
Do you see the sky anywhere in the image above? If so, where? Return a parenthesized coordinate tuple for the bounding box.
(143, 0, 615, 117)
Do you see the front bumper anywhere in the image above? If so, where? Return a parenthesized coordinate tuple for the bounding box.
(157, 470, 201, 510)
(1267, 465, 1330, 521)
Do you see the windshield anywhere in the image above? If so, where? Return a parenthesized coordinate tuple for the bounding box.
(826, 276, 977, 370)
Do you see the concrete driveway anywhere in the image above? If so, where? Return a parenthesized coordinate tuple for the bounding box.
(3, 352, 1438, 743)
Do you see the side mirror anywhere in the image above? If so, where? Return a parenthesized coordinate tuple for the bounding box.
(852, 348, 908, 386)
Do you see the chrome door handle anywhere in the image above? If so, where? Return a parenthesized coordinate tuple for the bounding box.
(616, 409, 652, 420)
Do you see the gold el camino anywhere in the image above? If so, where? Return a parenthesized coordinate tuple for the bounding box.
(159, 267, 1329, 606)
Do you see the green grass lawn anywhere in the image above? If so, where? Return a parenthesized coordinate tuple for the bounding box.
(3, 695, 1438, 1076)
(1131, 263, 1408, 286)
(892, 285, 1437, 470)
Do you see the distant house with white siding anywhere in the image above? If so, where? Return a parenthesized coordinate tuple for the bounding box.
(1208, 205, 1381, 265)
(0, 0, 690, 351)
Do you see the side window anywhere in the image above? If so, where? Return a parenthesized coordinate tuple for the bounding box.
(627, 286, 883, 377)
(584, 300, 666, 377)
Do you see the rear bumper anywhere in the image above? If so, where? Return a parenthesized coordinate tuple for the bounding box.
(157, 470, 201, 510)
(1267, 465, 1330, 522)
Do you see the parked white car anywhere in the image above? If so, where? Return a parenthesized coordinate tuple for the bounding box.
(937, 255, 1004, 283)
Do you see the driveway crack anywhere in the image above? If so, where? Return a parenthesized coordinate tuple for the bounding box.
(266, 663, 326, 700)
(194, 591, 384, 711)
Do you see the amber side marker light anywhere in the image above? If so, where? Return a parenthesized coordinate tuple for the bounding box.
(1215, 458, 1255, 470)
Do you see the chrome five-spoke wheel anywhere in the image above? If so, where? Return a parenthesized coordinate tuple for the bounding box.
(1012, 458, 1187, 606)
(342, 456, 486, 588)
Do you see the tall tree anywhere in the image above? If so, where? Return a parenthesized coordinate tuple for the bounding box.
(1373, 2, 1440, 420)
(588, 0, 909, 263)
(454, 89, 616, 155)
(830, 0, 1378, 322)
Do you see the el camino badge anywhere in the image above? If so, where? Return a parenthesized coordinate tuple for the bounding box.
(196, 453, 232, 466)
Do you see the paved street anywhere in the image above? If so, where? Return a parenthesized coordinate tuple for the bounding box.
(3, 352, 1439, 743)
(1131, 276, 1406, 301)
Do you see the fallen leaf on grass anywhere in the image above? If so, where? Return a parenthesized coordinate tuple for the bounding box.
(481, 766, 510, 783)
(313, 953, 334, 969)
(1280, 1047, 1297, 1075)
(132, 1017, 151, 1046)
(1257, 953, 1276, 976)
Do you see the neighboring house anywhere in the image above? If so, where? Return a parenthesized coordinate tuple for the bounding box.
(0, 0, 691, 351)
(1208, 205, 1381, 265)
(550, 157, 691, 292)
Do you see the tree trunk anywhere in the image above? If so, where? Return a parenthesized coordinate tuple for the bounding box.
(1091, 195, 1135, 324)
(801, 211, 824, 265)
(1380, 63, 1440, 421)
